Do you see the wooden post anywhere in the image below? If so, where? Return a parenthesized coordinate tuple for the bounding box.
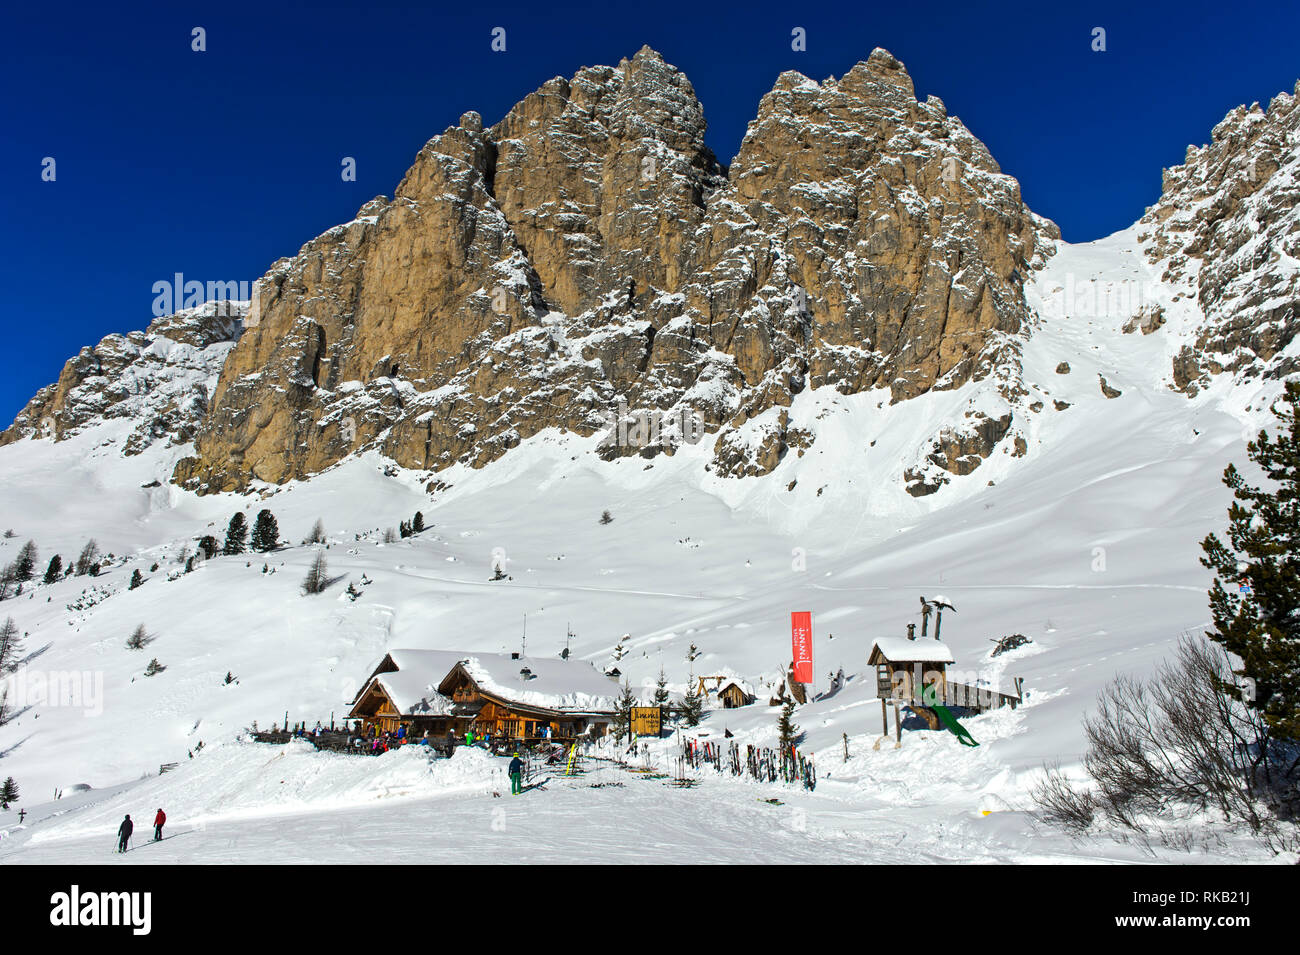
(880, 698, 888, 736)
(893, 702, 902, 747)
(843, 732, 850, 763)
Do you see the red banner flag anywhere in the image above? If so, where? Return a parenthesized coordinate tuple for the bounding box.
(790, 611, 814, 685)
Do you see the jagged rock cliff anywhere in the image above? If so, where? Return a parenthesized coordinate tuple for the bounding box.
(156, 46, 1055, 492)
(0, 302, 243, 456)
(1138, 81, 1300, 394)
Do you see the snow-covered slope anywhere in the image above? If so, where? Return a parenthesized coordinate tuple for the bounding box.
(2, 66, 1298, 862)
(0, 228, 1292, 862)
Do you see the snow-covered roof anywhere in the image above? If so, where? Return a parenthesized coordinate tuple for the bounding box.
(364, 648, 621, 715)
(453, 653, 620, 713)
(869, 638, 955, 664)
(370, 673, 454, 717)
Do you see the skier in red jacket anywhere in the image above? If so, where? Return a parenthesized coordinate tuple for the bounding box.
(153, 808, 166, 842)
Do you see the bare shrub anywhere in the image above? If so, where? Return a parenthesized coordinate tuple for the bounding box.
(1035, 635, 1298, 850)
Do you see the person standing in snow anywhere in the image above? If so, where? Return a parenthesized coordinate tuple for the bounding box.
(117, 814, 133, 853)
(509, 753, 524, 795)
(153, 808, 166, 841)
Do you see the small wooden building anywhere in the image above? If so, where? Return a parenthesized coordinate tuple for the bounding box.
(868, 637, 955, 703)
(716, 680, 754, 709)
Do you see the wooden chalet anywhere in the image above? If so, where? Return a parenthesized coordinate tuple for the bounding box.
(348, 649, 619, 743)
(436, 655, 619, 742)
(348, 649, 465, 738)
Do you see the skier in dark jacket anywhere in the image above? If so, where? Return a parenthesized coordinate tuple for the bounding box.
(117, 814, 133, 853)
(153, 808, 166, 841)
(509, 754, 524, 795)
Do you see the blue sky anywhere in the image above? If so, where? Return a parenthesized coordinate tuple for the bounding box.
(2, 0, 1297, 422)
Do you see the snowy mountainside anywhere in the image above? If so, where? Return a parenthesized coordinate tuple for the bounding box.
(0, 301, 244, 457)
(0, 250, 1291, 862)
(2, 67, 1299, 863)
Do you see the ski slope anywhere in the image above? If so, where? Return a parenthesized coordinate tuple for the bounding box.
(0, 232, 1294, 864)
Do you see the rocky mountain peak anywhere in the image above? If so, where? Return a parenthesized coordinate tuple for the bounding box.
(8, 49, 1060, 495)
(1138, 80, 1299, 393)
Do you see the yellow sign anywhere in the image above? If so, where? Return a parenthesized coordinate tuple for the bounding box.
(630, 706, 663, 737)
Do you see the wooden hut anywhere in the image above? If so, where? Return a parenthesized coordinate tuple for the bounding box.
(348, 649, 466, 738)
(716, 680, 754, 709)
(436, 653, 618, 742)
(868, 637, 955, 703)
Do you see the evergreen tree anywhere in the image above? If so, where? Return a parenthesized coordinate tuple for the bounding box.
(612, 679, 636, 743)
(197, 535, 218, 560)
(0, 776, 18, 809)
(412, 511, 425, 533)
(0, 562, 16, 601)
(143, 658, 166, 677)
(74, 539, 100, 576)
(306, 519, 326, 544)
(13, 540, 38, 581)
(599, 510, 613, 525)
(0, 686, 10, 726)
(653, 668, 670, 709)
(223, 513, 248, 555)
(250, 509, 280, 552)
(399, 520, 411, 539)
(0, 617, 23, 674)
(302, 549, 330, 595)
(126, 624, 152, 650)
(1201, 381, 1300, 741)
(682, 675, 704, 727)
(129, 569, 144, 590)
(778, 700, 800, 748)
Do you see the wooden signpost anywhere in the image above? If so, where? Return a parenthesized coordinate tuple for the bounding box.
(630, 706, 663, 737)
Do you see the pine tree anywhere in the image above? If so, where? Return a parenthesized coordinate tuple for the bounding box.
(129, 569, 144, 590)
(0, 562, 16, 600)
(0, 776, 18, 809)
(197, 535, 218, 560)
(0, 617, 24, 674)
(306, 519, 326, 544)
(682, 675, 704, 727)
(74, 539, 100, 576)
(223, 513, 248, 555)
(612, 679, 637, 743)
(302, 549, 329, 595)
(1201, 380, 1300, 741)
(0, 686, 10, 726)
(412, 511, 425, 533)
(399, 520, 411, 539)
(126, 624, 152, 650)
(143, 658, 166, 677)
(778, 700, 800, 748)
(13, 540, 38, 581)
(250, 509, 280, 552)
(653, 668, 670, 709)
(599, 510, 613, 525)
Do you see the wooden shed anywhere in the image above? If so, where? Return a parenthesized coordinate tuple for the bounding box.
(716, 680, 754, 709)
(868, 637, 955, 703)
